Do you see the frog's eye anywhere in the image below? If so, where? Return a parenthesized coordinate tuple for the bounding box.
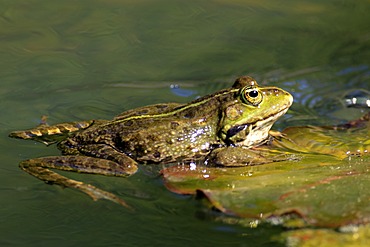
(241, 87, 263, 106)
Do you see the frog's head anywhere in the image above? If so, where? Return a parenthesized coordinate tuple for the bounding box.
(219, 76, 293, 147)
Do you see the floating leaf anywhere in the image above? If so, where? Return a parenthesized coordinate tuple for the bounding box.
(162, 113, 370, 228)
(277, 224, 370, 247)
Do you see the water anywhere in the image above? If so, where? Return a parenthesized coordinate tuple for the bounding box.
(1, 0, 369, 246)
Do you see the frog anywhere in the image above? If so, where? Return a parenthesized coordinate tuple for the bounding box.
(9, 76, 293, 207)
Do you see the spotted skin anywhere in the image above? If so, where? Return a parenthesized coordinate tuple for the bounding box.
(9, 76, 293, 207)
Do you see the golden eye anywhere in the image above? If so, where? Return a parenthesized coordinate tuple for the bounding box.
(241, 87, 263, 106)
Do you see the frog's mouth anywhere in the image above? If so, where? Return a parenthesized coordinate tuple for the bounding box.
(226, 107, 289, 147)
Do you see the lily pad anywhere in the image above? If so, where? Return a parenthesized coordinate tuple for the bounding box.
(162, 113, 370, 228)
(278, 224, 370, 247)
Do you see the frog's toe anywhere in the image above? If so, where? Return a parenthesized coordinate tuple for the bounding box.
(75, 182, 133, 209)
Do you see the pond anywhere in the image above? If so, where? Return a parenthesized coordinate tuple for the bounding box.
(1, 1, 369, 246)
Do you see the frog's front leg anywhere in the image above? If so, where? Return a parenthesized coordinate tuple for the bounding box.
(206, 146, 298, 167)
(20, 144, 138, 208)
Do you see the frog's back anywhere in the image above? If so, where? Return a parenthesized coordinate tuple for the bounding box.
(113, 103, 183, 120)
(60, 76, 280, 163)
(109, 98, 224, 163)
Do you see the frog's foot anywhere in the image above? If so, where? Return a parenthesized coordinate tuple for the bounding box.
(9, 120, 94, 145)
(20, 156, 138, 209)
(269, 130, 287, 140)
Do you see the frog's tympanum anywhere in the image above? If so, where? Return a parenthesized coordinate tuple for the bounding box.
(9, 76, 293, 206)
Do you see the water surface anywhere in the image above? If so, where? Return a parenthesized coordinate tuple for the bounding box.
(1, 1, 369, 246)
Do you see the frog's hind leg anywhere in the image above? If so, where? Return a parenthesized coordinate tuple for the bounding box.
(20, 155, 136, 208)
(9, 120, 94, 145)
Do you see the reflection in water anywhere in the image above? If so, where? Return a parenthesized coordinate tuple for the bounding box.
(344, 89, 370, 108)
(170, 84, 197, 97)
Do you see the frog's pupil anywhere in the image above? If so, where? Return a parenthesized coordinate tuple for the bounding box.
(249, 90, 258, 98)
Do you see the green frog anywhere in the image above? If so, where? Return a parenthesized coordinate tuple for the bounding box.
(9, 76, 293, 207)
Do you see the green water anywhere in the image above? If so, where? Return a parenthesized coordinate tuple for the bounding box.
(1, 1, 369, 246)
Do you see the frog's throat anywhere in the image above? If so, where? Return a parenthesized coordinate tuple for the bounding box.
(237, 107, 290, 147)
